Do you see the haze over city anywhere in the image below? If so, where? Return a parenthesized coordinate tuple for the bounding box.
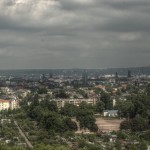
(0, 2, 150, 149)
(0, 0, 150, 69)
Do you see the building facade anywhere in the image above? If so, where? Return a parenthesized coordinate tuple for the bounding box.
(0, 99, 18, 111)
(55, 98, 96, 109)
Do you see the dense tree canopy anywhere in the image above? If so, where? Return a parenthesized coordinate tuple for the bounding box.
(118, 85, 150, 132)
(60, 103, 78, 117)
(18, 95, 78, 134)
(96, 100, 105, 114)
(100, 92, 113, 110)
(116, 93, 150, 119)
(76, 102, 98, 132)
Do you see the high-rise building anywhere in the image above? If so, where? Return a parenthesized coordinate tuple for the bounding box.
(115, 72, 118, 78)
(40, 74, 47, 82)
(49, 73, 53, 79)
(127, 70, 131, 78)
(82, 71, 88, 86)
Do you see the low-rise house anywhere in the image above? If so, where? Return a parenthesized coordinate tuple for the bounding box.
(1, 87, 14, 95)
(103, 110, 118, 117)
(1, 119, 11, 124)
(5, 140, 11, 144)
(109, 135, 117, 142)
(16, 89, 31, 98)
(38, 94, 47, 101)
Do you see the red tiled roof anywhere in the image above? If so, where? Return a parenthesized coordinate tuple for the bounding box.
(0, 99, 10, 103)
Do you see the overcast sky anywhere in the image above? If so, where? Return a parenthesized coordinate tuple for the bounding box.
(0, 0, 150, 69)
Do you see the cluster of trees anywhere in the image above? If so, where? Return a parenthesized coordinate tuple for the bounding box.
(60, 103, 78, 117)
(77, 89, 88, 98)
(0, 120, 21, 145)
(53, 88, 113, 114)
(60, 102, 98, 132)
(139, 130, 150, 141)
(26, 97, 77, 133)
(0, 143, 104, 150)
(30, 88, 48, 94)
(116, 94, 150, 119)
(76, 102, 98, 132)
(116, 84, 150, 132)
(0, 144, 70, 150)
(53, 89, 70, 99)
(96, 91, 113, 113)
(17, 87, 117, 134)
(37, 88, 48, 94)
(18, 93, 99, 133)
(120, 115, 149, 131)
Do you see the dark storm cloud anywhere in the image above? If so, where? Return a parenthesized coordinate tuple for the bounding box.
(100, 0, 150, 11)
(59, 0, 95, 11)
(0, 0, 149, 69)
(99, 16, 150, 32)
(0, 15, 42, 33)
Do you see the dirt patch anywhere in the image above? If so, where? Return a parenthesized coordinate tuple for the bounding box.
(72, 118, 123, 133)
(96, 118, 123, 132)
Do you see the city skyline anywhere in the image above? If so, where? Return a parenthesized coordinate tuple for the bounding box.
(0, 0, 150, 69)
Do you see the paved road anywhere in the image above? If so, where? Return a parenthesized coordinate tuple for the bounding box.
(14, 120, 33, 149)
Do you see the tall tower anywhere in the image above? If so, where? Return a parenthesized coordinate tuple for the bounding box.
(115, 72, 118, 78)
(40, 74, 47, 82)
(49, 73, 53, 79)
(115, 72, 119, 84)
(127, 70, 131, 78)
(82, 71, 88, 86)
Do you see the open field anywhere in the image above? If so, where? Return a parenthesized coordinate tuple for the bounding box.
(96, 118, 123, 132)
(72, 118, 123, 134)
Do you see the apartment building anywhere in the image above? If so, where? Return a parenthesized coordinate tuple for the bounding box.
(56, 98, 96, 109)
(0, 99, 18, 111)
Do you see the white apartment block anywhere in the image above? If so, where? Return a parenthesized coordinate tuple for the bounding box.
(55, 98, 96, 109)
(0, 99, 18, 111)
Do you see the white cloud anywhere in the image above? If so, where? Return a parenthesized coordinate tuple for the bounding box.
(72, 0, 93, 4)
